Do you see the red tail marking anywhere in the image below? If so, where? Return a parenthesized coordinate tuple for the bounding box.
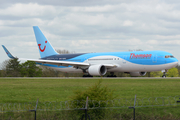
(38, 41, 47, 52)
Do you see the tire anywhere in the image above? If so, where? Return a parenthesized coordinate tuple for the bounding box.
(162, 75, 166, 78)
(113, 75, 117, 77)
(83, 75, 93, 77)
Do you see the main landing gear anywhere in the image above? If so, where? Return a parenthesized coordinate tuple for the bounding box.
(162, 70, 168, 78)
(107, 72, 117, 77)
(162, 73, 166, 78)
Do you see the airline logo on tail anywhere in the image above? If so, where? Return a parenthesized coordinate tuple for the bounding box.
(38, 40, 47, 52)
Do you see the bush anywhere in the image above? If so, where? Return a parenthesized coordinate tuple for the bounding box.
(167, 67, 179, 77)
(71, 80, 116, 119)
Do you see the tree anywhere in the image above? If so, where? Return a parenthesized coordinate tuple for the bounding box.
(39, 65, 83, 77)
(20, 61, 42, 77)
(1, 59, 42, 77)
(6, 59, 21, 77)
(0, 60, 8, 70)
(175, 64, 180, 70)
(56, 49, 70, 54)
(129, 49, 143, 51)
(0, 60, 8, 77)
(39, 66, 60, 77)
(56, 49, 75, 54)
(167, 67, 179, 77)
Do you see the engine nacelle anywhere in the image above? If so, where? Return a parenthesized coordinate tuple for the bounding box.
(130, 72, 147, 77)
(88, 64, 107, 76)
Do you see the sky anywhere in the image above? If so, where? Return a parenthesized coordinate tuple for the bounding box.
(1, 0, 180, 66)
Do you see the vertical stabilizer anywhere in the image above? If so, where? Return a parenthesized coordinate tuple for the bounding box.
(33, 26, 58, 58)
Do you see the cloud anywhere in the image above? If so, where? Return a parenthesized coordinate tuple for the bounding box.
(146, 40, 159, 45)
(163, 40, 180, 45)
(1, 1, 180, 64)
(1, 0, 129, 6)
(0, 3, 57, 17)
(123, 20, 133, 26)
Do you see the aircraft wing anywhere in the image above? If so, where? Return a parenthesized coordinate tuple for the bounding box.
(2, 45, 117, 69)
(19, 58, 117, 68)
(19, 58, 90, 67)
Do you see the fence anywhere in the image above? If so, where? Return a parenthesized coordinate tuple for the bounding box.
(0, 95, 180, 120)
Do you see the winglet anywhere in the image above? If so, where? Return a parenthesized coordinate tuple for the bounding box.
(2, 45, 17, 59)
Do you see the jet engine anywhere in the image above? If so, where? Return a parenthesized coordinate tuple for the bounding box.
(88, 64, 107, 76)
(129, 72, 147, 77)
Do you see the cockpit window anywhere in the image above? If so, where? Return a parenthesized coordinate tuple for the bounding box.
(165, 55, 174, 58)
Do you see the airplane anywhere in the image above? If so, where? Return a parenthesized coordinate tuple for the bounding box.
(2, 26, 179, 77)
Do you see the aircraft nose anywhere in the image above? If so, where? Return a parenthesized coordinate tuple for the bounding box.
(174, 61, 178, 66)
(174, 58, 178, 63)
(173, 58, 178, 66)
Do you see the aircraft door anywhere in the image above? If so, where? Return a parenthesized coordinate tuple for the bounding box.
(152, 55, 157, 63)
(84, 57, 87, 62)
(123, 55, 127, 64)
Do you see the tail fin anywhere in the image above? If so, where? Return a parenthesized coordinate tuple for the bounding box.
(33, 26, 58, 58)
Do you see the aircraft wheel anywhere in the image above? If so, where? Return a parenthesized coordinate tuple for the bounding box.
(162, 75, 166, 78)
(88, 75, 93, 77)
(83, 75, 93, 77)
(113, 75, 117, 77)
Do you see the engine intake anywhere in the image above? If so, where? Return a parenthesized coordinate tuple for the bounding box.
(88, 64, 107, 76)
(130, 72, 147, 77)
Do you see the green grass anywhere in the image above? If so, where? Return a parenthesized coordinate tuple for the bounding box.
(0, 78, 180, 119)
(0, 78, 180, 103)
